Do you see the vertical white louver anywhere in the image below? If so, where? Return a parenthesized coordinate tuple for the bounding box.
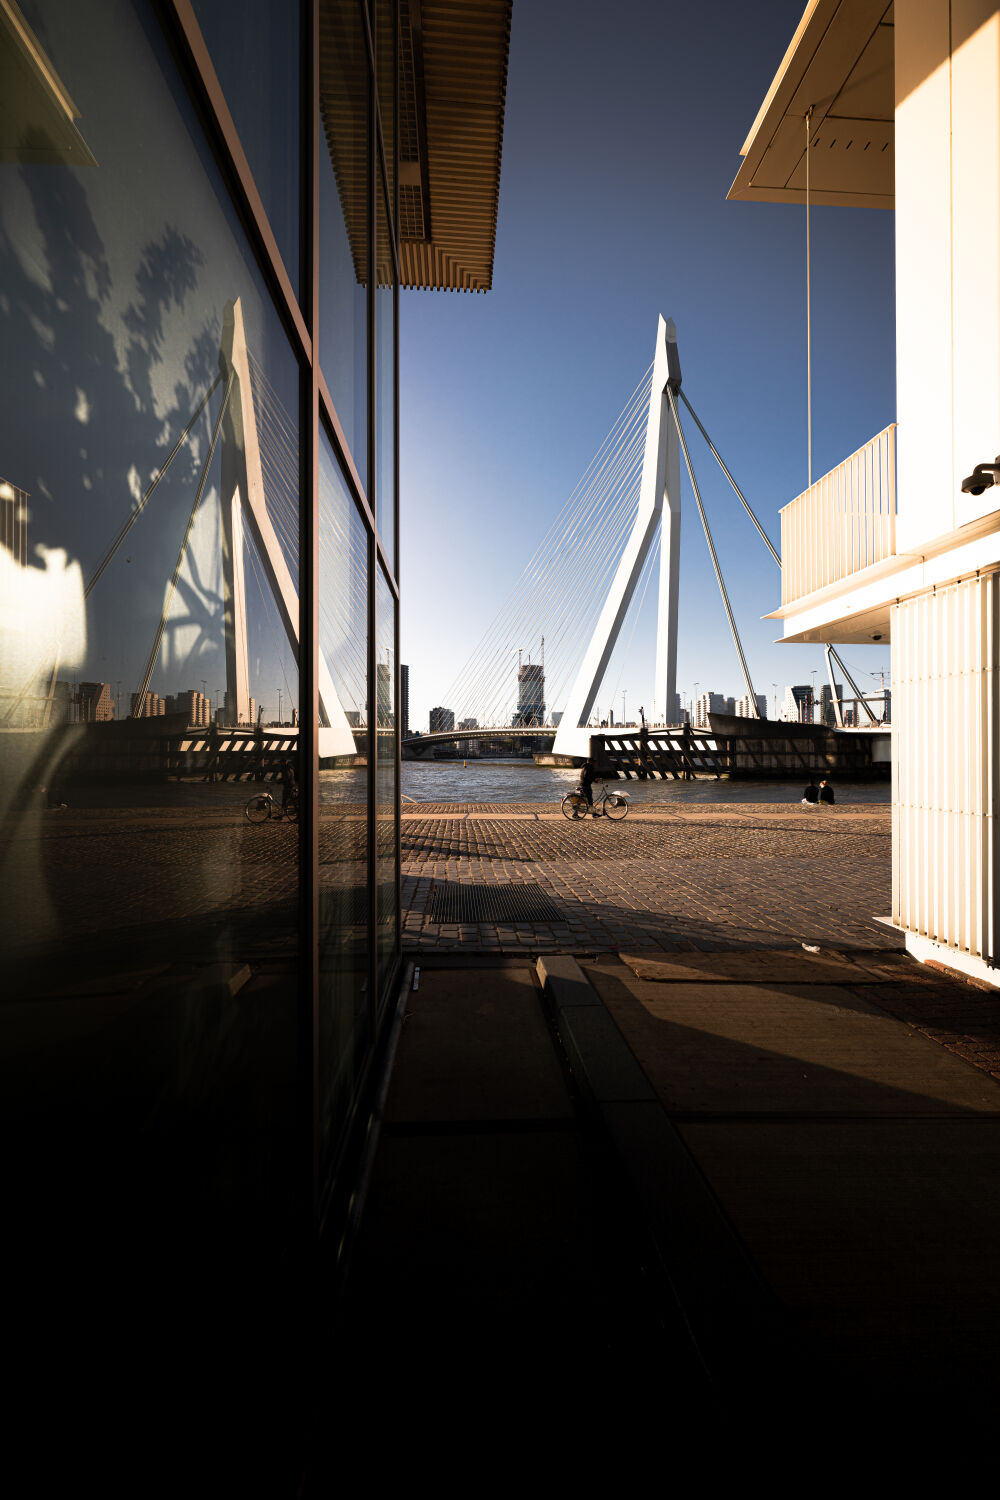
(892, 574, 1000, 964)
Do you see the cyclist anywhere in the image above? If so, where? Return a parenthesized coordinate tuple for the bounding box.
(578, 757, 597, 816)
(279, 757, 298, 817)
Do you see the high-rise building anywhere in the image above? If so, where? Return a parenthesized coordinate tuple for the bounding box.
(820, 683, 845, 726)
(49, 680, 74, 726)
(514, 661, 545, 726)
(376, 662, 393, 727)
(79, 682, 113, 722)
(429, 706, 455, 733)
(781, 685, 813, 724)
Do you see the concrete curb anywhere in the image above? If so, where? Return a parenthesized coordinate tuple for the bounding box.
(536, 953, 809, 1402)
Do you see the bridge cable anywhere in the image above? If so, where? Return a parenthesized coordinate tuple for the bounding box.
(459, 393, 649, 724)
(83, 374, 223, 601)
(132, 370, 235, 716)
(441, 366, 653, 727)
(666, 385, 762, 716)
(679, 390, 874, 727)
(678, 389, 781, 567)
(825, 644, 879, 724)
(607, 526, 661, 721)
(244, 523, 295, 717)
(447, 374, 649, 716)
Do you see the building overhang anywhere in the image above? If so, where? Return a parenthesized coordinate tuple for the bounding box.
(766, 511, 1000, 644)
(728, 0, 894, 209)
(320, 0, 511, 293)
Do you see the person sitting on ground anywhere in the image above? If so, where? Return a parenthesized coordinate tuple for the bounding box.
(819, 776, 835, 805)
(802, 778, 819, 805)
(578, 757, 597, 815)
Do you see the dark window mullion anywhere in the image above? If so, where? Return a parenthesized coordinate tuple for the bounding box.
(300, 0, 320, 1237)
(366, 31, 378, 1034)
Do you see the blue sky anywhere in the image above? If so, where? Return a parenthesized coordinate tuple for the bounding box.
(400, 1, 895, 730)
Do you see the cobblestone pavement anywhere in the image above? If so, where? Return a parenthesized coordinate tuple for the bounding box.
(401, 802, 896, 955)
(9, 797, 1000, 1084)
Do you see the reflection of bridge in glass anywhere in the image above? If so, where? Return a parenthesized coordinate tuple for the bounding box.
(10, 297, 364, 758)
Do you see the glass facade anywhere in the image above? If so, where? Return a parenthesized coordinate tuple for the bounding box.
(1, 0, 400, 1469)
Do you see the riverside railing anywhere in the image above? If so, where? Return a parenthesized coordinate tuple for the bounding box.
(780, 424, 896, 605)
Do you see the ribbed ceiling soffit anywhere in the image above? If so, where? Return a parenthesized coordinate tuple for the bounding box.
(320, 0, 511, 293)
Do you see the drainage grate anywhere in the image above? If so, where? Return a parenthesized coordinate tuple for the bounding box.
(430, 881, 563, 924)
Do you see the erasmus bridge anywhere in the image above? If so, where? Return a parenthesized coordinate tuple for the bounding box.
(408, 316, 874, 764)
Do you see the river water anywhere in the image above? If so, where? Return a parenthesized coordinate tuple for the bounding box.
(318, 759, 891, 806)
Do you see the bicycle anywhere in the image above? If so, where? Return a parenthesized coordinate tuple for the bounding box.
(245, 787, 299, 823)
(560, 783, 630, 820)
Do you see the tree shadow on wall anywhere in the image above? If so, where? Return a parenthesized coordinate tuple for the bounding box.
(0, 150, 227, 695)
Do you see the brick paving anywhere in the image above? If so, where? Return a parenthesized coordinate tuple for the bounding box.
(401, 802, 895, 956)
(11, 796, 1000, 1085)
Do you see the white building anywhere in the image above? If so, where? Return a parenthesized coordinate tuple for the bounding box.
(694, 691, 734, 728)
(732, 0, 1000, 984)
(735, 692, 768, 719)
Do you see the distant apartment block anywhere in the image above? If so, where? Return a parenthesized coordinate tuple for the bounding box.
(164, 689, 211, 726)
(694, 691, 734, 728)
(130, 691, 166, 718)
(735, 692, 767, 719)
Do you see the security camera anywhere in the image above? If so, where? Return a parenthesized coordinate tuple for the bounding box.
(961, 454, 1000, 495)
(872, 633, 882, 641)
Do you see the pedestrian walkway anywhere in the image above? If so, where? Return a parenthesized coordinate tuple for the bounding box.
(325, 960, 710, 1430)
(402, 800, 896, 954)
(325, 943, 1000, 1447)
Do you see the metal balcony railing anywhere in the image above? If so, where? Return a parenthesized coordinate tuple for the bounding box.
(780, 424, 896, 605)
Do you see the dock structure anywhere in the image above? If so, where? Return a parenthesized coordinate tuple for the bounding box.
(589, 717, 890, 782)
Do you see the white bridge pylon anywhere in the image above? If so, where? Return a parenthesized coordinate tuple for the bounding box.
(553, 315, 682, 759)
(220, 299, 355, 757)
